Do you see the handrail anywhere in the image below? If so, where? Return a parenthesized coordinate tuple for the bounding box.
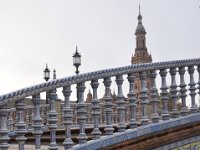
(0, 58, 200, 107)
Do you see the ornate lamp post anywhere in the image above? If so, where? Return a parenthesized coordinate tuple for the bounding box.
(73, 46, 81, 75)
(44, 64, 50, 104)
(73, 46, 81, 103)
(53, 69, 56, 80)
(44, 64, 50, 81)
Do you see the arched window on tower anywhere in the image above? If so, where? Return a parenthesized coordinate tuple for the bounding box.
(142, 40, 145, 48)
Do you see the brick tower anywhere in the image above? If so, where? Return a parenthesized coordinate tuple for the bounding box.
(131, 5, 152, 120)
(131, 5, 152, 64)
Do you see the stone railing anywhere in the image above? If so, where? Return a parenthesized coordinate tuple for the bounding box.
(6, 104, 49, 132)
(0, 58, 200, 150)
(5, 100, 122, 132)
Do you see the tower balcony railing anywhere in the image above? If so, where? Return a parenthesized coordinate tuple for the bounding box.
(0, 58, 200, 149)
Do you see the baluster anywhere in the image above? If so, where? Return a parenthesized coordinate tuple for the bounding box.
(60, 103, 64, 129)
(46, 105, 49, 127)
(75, 105, 78, 125)
(72, 105, 77, 125)
(8, 111, 14, 131)
(127, 73, 137, 128)
(29, 108, 33, 131)
(13, 111, 17, 131)
(62, 85, 74, 149)
(150, 70, 160, 123)
(47, 89, 59, 150)
(116, 75, 126, 132)
(188, 66, 198, 113)
(32, 94, 43, 150)
(25, 109, 30, 130)
(179, 67, 188, 116)
(135, 73, 141, 121)
(15, 99, 27, 150)
(91, 80, 101, 140)
(0, 109, 10, 150)
(139, 71, 149, 125)
(160, 69, 170, 120)
(89, 104, 93, 124)
(112, 92, 117, 124)
(40, 107, 45, 130)
(197, 66, 200, 109)
(86, 105, 90, 124)
(77, 82, 87, 144)
(44, 105, 49, 130)
(125, 105, 129, 123)
(103, 77, 114, 135)
(5, 111, 8, 131)
(169, 68, 179, 118)
(100, 106, 104, 124)
(102, 106, 106, 124)
(114, 104, 117, 124)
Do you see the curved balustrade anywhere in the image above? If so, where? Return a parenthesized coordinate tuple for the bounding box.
(1, 58, 200, 105)
(0, 58, 200, 150)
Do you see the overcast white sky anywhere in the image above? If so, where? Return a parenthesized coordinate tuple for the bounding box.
(0, 0, 200, 100)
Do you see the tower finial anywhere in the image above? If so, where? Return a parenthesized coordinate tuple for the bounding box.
(137, 2, 142, 21)
(76, 45, 78, 52)
(139, 1, 141, 15)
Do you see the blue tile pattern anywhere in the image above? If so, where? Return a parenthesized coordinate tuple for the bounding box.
(72, 114, 200, 150)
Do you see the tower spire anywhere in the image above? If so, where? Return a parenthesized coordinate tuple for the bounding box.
(135, 3, 145, 34)
(137, 3, 142, 22)
(139, 2, 141, 15)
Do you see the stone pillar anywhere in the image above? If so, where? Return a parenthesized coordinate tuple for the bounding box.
(62, 85, 74, 149)
(32, 94, 43, 150)
(139, 71, 149, 125)
(179, 67, 188, 116)
(91, 80, 101, 140)
(15, 99, 27, 150)
(103, 77, 114, 135)
(169, 68, 179, 118)
(150, 70, 160, 123)
(127, 73, 137, 128)
(188, 66, 198, 113)
(77, 82, 88, 144)
(47, 89, 59, 150)
(160, 69, 170, 120)
(0, 109, 10, 150)
(116, 75, 126, 132)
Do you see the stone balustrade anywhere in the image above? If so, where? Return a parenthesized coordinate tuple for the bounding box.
(5, 100, 124, 132)
(0, 58, 200, 149)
